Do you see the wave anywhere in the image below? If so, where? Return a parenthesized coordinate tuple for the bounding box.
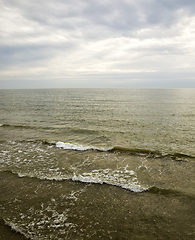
(147, 186, 195, 200)
(2, 123, 195, 160)
(71, 172, 147, 193)
(54, 141, 195, 160)
(2, 170, 195, 200)
(3, 138, 194, 160)
(1, 123, 39, 130)
(110, 146, 195, 160)
(0, 123, 59, 131)
(1, 170, 195, 199)
(55, 141, 112, 151)
(0, 123, 102, 133)
(1, 169, 147, 193)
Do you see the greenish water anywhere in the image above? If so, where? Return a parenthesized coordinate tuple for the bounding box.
(0, 88, 195, 239)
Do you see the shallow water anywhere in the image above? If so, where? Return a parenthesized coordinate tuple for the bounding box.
(0, 88, 195, 239)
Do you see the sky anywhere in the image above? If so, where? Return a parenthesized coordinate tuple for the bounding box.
(0, 0, 195, 89)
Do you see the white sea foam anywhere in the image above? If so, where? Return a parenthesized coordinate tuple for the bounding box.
(4, 220, 37, 240)
(1, 140, 148, 193)
(71, 168, 148, 193)
(18, 173, 25, 178)
(56, 141, 92, 151)
(72, 174, 147, 192)
(13, 169, 148, 193)
(56, 141, 111, 151)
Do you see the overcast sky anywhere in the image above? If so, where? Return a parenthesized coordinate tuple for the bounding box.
(0, 0, 195, 88)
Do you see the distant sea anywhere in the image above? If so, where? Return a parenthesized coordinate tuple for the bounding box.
(0, 88, 195, 239)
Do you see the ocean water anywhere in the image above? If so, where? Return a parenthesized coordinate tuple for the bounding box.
(0, 88, 195, 240)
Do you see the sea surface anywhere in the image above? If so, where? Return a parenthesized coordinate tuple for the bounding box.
(0, 88, 195, 240)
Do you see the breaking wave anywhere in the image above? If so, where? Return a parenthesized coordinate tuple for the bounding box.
(1, 169, 148, 193)
(56, 141, 111, 151)
(55, 141, 195, 160)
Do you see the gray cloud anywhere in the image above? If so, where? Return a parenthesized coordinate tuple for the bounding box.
(0, 0, 195, 88)
(4, 0, 195, 33)
(0, 41, 76, 69)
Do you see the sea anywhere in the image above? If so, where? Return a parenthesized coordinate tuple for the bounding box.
(0, 88, 195, 240)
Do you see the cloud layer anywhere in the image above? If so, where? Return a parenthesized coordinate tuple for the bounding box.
(0, 0, 195, 88)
